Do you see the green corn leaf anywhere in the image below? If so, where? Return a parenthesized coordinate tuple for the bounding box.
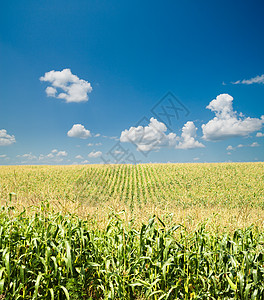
(32, 273, 42, 300)
(226, 275, 236, 291)
(60, 286, 70, 300)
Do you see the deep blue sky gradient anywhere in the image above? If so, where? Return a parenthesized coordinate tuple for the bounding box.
(1, 0, 264, 164)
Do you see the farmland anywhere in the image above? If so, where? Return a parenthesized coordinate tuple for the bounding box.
(0, 163, 263, 231)
(0, 163, 263, 298)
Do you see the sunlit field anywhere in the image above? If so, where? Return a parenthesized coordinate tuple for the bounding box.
(0, 163, 263, 298)
(1, 163, 263, 231)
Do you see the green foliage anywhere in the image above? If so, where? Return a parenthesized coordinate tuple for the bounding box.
(0, 207, 263, 299)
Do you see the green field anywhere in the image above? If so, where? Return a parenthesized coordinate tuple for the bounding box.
(0, 163, 263, 299)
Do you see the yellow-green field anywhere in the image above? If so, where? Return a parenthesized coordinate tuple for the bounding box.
(0, 163, 264, 299)
(1, 162, 263, 231)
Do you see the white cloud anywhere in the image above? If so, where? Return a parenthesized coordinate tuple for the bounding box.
(81, 160, 90, 164)
(226, 145, 234, 151)
(87, 142, 102, 146)
(227, 152, 232, 155)
(250, 142, 259, 147)
(67, 124, 91, 139)
(228, 142, 260, 150)
(193, 157, 200, 161)
(0, 129, 16, 146)
(75, 155, 83, 159)
(38, 149, 67, 162)
(17, 153, 37, 160)
(94, 133, 100, 137)
(0, 154, 7, 158)
(88, 151, 102, 158)
(232, 74, 264, 85)
(57, 151, 68, 157)
(120, 117, 177, 152)
(256, 132, 264, 137)
(40, 68, 92, 103)
(120, 118, 204, 152)
(202, 94, 264, 141)
(176, 121, 205, 149)
(102, 135, 119, 141)
(114, 150, 124, 155)
(46, 86, 57, 97)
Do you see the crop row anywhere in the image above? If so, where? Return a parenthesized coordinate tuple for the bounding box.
(0, 163, 263, 210)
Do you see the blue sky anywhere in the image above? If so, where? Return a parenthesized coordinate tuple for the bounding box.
(1, 0, 264, 164)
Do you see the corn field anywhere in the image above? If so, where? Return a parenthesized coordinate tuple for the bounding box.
(0, 163, 263, 298)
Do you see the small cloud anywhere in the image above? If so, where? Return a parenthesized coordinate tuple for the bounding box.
(81, 160, 90, 164)
(231, 74, 264, 85)
(231, 80, 241, 85)
(51, 149, 58, 153)
(226, 145, 234, 151)
(75, 155, 83, 159)
(67, 124, 91, 139)
(0, 154, 7, 158)
(17, 153, 37, 160)
(114, 150, 124, 155)
(193, 157, 200, 161)
(87, 142, 102, 147)
(94, 133, 100, 137)
(230, 142, 260, 149)
(102, 135, 119, 141)
(0, 129, 16, 146)
(88, 151, 102, 158)
(227, 152, 232, 155)
(57, 151, 68, 157)
(250, 142, 259, 147)
(40, 68, 92, 103)
(256, 132, 264, 137)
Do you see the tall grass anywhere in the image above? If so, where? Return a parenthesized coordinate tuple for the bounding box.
(0, 204, 263, 299)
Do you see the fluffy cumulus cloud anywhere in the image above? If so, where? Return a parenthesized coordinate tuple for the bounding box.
(67, 124, 91, 139)
(232, 74, 264, 85)
(88, 151, 102, 158)
(176, 121, 205, 149)
(120, 118, 203, 152)
(120, 118, 177, 152)
(0, 129, 16, 146)
(202, 94, 264, 141)
(226, 145, 234, 151)
(40, 69, 92, 103)
(256, 132, 264, 137)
